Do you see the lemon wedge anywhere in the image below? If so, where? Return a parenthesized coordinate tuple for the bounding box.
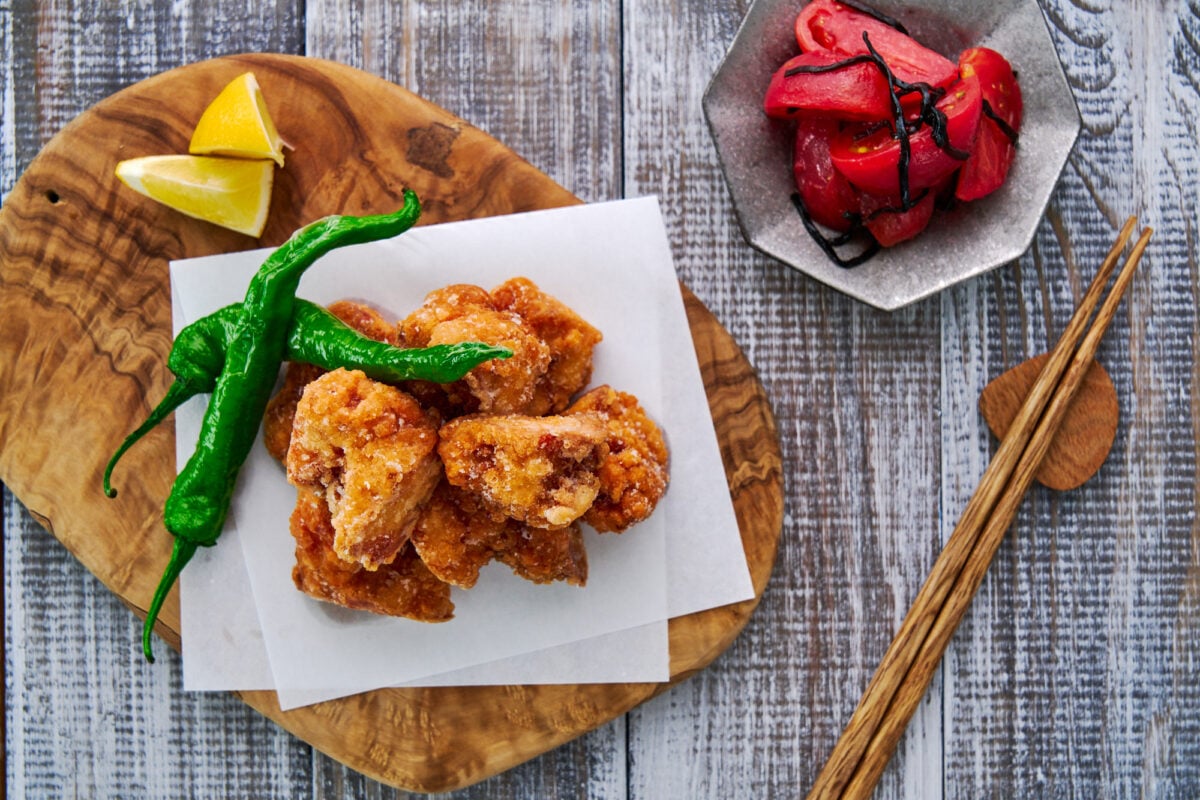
(188, 72, 286, 166)
(115, 154, 274, 237)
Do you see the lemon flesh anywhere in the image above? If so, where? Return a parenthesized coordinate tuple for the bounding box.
(115, 155, 274, 237)
(188, 72, 286, 167)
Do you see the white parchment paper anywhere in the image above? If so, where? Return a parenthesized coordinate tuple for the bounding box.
(174, 198, 752, 708)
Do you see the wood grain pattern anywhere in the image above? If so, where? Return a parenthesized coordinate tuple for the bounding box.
(0, 53, 783, 793)
(5, 0, 1200, 797)
(979, 352, 1119, 490)
(941, 3, 1200, 797)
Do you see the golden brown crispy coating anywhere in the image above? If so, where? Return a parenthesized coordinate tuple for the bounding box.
(492, 277, 603, 414)
(438, 413, 607, 529)
(566, 385, 669, 533)
(397, 283, 495, 347)
(262, 300, 398, 462)
(410, 482, 505, 588)
(495, 521, 588, 586)
(265, 284, 664, 617)
(263, 361, 323, 463)
(325, 299, 401, 345)
(290, 486, 454, 621)
(411, 482, 589, 588)
(287, 368, 442, 570)
(428, 311, 551, 414)
(399, 283, 554, 417)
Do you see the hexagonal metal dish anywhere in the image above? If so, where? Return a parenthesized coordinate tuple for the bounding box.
(703, 0, 1081, 310)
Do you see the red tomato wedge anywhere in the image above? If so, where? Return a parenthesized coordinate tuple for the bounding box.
(765, 50, 895, 121)
(792, 118, 860, 232)
(794, 0, 958, 89)
(955, 47, 1023, 201)
(829, 73, 982, 199)
(861, 189, 936, 246)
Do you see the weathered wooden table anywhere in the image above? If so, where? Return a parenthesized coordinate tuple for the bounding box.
(3, 1, 1198, 797)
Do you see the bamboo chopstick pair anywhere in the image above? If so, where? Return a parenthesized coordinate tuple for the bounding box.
(805, 219, 1153, 800)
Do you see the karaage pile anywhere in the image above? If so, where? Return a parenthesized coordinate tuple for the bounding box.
(268, 278, 668, 622)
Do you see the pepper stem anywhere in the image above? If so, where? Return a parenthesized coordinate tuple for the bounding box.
(142, 537, 198, 663)
(104, 379, 201, 498)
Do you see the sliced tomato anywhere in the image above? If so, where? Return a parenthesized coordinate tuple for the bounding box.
(829, 73, 982, 199)
(765, 50, 894, 121)
(860, 189, 936, 247)
(794, 0, 958, 89)
(793, 118, 860, 232)
(955, 47, 1023, 201)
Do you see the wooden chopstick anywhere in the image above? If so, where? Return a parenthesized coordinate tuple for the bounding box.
(840, 223, 1152, 798)
(805, 219, 1149, 800)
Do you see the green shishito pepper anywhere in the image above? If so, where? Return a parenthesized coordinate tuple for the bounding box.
(113, 190, 507, 662)
(102, 301, 510, 497)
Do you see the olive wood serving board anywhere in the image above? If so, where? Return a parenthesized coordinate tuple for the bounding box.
(0, 54, 784, 793)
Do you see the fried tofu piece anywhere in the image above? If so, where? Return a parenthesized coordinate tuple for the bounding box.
(290, 486, 453, 621)
(287, 368, 442, 570)
(438, 413, 607, 529)
(411, 482, 589, 588)
(492, 277, 603, 414)
(566, 386, 669, 533)
(262, 300, 398, 462)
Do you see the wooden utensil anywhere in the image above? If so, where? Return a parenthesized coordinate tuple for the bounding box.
(805, 218, 1150, 800)
(980, 353, 1119, 490)
(0, 54, 784, 793)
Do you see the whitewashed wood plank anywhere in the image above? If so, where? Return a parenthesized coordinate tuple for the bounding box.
(307, 0, 622, 205)
(620, 1, 945, 798)
(4, 488, 315, 798)
(2, 1, 310, 798)
(941, 1, 1200, 796)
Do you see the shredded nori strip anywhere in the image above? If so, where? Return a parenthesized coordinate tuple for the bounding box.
(855, 33, 916, 209)
(981, 99, 1020, 145)
(862, 188, 930, 221)
(895, 81, 946, 136)
(834, 0, 910, 35)
(784, 53, 877, 78)
(791, 193, 880, 268)
(908, 81, 970, 160)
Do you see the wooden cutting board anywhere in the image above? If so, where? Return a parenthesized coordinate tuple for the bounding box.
(0, 53, 783, 793)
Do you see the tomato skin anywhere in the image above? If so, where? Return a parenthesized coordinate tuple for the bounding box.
(765, 50, 895, 121)
(829, 73, 982, 199)
(794, 0, 958, 89)
(955, 47, 1023, 201)
(793, 117, 861, 232)
(860, 189, 936, 246)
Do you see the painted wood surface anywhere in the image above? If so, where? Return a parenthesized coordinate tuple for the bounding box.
(4, 1, 1199, 798)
